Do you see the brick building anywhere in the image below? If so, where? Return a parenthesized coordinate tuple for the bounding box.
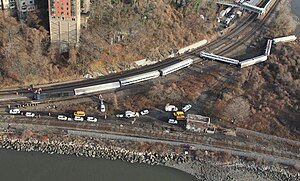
(49, 0, 81, 51)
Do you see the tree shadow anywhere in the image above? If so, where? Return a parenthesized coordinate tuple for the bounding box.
(27, 0, 49, 30)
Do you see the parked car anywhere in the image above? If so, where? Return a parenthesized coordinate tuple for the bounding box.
(25, 112, 35, 117)
(74, 116, 84, 122)
(182, 104, 192, 112)
(168, 119, 178, 124)
(74, 111, 85, 117)
(125, 111, 139, 118)
(87, 117, 97, 123)
(165, 104, 178, 112)
(100, 103, 105, 113)
(140, 109, 149, 115)
(116, 114, 124, 118)
(9, 109, 20, 115)
(57, 115, 68, 121)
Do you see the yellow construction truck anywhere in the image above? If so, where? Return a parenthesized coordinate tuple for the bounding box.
(173, 111, 186, 121)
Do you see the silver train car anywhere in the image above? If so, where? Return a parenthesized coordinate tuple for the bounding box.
(239, 55, 267, 68)
(119, 70, 160, 86)
(74, 82, 121, 95)
(159, 58, 193, 76)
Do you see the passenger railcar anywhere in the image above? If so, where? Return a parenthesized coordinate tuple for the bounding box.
(159, 58, 193, 76)
(119, 71, 160, 86)
(239, 55, 267, 68)
(74, 82, 120, 96)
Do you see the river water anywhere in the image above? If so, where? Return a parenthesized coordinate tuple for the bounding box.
(0, 149, 197, 181)
(291, 0, 300, 35)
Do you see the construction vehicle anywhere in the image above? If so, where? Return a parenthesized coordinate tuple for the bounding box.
(173, 111, 186, 121)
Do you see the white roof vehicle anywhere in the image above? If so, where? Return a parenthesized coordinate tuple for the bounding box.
(168, 119, 178, 124)
(74, 116, 84, 122)
(9, 109, 20, 115)
(87, 117, 97, 123)
(140, 109, 149, 115)
(100, 103, 105, 113)
(165, 104, 178, 112)
(125, 111, 139, 118)
(57, 115, 68, 121)
(182, 104, 192, 112)
(25, 112, 35, 117)
(116, 114, 124, 118)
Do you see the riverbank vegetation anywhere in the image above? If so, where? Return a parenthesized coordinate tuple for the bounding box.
(0, 0, 217, 86)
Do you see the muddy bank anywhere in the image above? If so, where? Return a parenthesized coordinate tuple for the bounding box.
(0, 130, 298, 181)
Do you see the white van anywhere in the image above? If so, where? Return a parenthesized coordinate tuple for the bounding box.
(87, 117, 97, 123)
(168, 119, 178, 124)
(165, 104, 178, 112)
(125, 111, 139, 118)
(9, 109, 20, 115)
(25, 112, 35, 117)
(57, 115, 68, 121)
(100, 103, 105, 113)
(74, 116, 84, 122)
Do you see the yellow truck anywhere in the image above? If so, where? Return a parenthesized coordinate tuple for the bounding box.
(173, 111, 186, 121)
(74, 111, 86, 117)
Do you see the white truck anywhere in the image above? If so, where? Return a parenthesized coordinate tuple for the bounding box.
(125, 111, 139, 118)
(165, 103, 178, 112)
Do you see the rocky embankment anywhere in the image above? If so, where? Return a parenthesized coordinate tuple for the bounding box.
(0, 133, 299, 181)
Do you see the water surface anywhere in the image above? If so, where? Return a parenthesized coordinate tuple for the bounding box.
(0, 149, 197, 181)
(291, 0, 300, 35)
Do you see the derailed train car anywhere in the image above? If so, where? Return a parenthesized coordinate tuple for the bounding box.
(239, 55, 268, 68)
(119, 71, 160, 86)
(159, 58, 193, 76)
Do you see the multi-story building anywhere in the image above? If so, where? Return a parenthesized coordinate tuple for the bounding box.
(15, 0, 35, 18)
(0, 0, 10, 10)
(48, 0, 81, 51)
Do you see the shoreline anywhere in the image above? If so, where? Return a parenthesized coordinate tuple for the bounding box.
(0, 130, 298, 181)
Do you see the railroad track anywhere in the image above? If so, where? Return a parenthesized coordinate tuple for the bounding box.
(0, 1, 270, 98)
(215, 0, 279, 55)
(2, 117, 299, 167)
(0, 0, 278, 110)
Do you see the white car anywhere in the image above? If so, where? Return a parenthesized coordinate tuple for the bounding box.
(140, 109, 149, 115)
(57, 115, 68, 121)
(9, 109, 20, 115)
(74, 116, 84, 122)
(125, 111, 139, 118)
(165, 104, 178, 112)
(182, 104, 192, 112)
(116, 114, 124, 118)
(168, 119, 178, 124)
(100, 103, 105, 113)
(25, 112, 35, 117)
(87, 117, 97, 123)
